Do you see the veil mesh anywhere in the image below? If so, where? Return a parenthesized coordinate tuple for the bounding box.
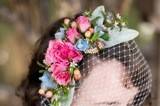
(72, 40, 152, 106)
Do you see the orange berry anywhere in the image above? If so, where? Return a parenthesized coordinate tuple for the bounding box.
(38, 89, 45, 95)
(74, 68, 81, 81)
(64, 18, 70, 25)
(89, 28, 94, 33)
(71, 21, 77, 28)
(85, 31, 92, 38)
(45, 91, 53, 98)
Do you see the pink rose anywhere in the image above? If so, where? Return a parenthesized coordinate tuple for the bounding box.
(76, 16, 91, 32)
(66, 28, 80, 43)
(44, 40, 60, 65)
(52, 64, 71, 86)
(45, 40, 83, 65)
(64, 42, 83, 62)
(51, 63, 68, 72)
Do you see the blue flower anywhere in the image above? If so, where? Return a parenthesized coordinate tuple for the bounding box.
(75, 39, 89, 51)
(55, 28, 65, 40)
(39, 71, 57, 89)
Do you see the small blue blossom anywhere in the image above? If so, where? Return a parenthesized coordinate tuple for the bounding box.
(75, 39, 89, 52)
(39, 71, 57, 89)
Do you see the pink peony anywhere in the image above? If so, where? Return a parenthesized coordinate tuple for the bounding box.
(66, 28, 80, 43)
(45, 40, 83, 65)
(52, 65, 71, 86)
(76, 16, 91, 32)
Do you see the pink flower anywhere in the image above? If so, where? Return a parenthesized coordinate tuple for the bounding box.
(44, 40, 60, 65)
(76, 16, 91, 32)
(45, 40, 83, 65)
(52, 64, 71, 86)
(51, 63, 68, 72)
(66, 28, 80, 43)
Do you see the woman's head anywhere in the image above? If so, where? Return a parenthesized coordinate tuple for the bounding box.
(72, 40, 151, 106)
(72, 59, 138, 106)
(17, 6, 152, 106)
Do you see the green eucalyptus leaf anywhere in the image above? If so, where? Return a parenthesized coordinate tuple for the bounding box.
(91, 6, 106, 26)
(91, 16, 101, 26)
(100, 33, 110, 41)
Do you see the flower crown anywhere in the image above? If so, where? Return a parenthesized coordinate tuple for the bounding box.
(37, 6, 139, 106)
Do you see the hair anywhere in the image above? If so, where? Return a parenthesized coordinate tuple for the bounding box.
(16, 17, 66, 106)
(16, 15, 151, 106)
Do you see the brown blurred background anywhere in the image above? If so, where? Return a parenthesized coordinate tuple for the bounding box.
(0, 0, 160, 106)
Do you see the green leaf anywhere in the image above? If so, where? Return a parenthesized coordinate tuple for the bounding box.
(91, 6, 105, 26)
(62, 23, 69, 29)
(101, 10, 107, 20)
(69, 66, 75, 75)
(100, 33, 110, 41)
(91, 16, 101, 26)
(69, 84, 75, 88)
(91, 32, 99, 42)
(39, 70, 46, 73)
(37, 61, 46, 68)
(84, 11, 92, 17)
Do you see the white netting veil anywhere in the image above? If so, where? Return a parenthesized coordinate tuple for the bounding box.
(72, 40, 152, 106)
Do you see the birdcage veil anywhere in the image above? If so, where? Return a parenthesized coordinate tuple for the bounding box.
(71, 40, 152, 106)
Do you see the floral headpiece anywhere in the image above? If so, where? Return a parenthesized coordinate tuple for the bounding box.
(37, 6, 139, 106)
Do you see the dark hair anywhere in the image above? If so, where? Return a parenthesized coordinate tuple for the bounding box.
(16, 17, 67, 106)
(17, 15, 151, 106)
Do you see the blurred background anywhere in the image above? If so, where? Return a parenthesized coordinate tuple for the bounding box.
(0, 0, 159, 106)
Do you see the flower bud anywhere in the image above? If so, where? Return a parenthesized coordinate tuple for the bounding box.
(97, 41, 105, 49)
(89, 28, 94, 34)
(64, 18, 70, 25)
(116, 13, 121, 19)
(71, 21, 77, 28)
(38, 89, 45, 95)
(45, 91, 53, 98)
(85, 31, 92, 38)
